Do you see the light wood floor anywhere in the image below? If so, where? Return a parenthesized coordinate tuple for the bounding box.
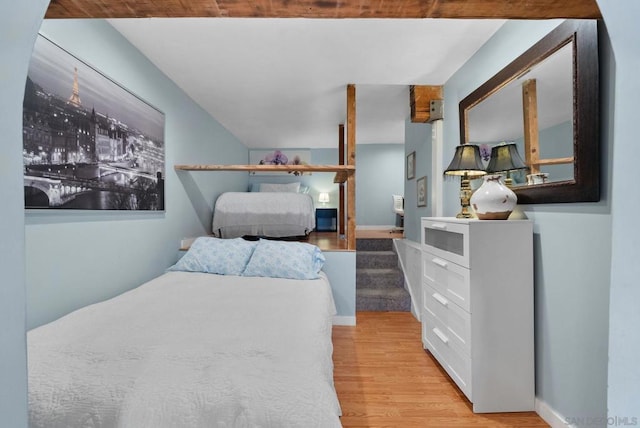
(308, 229, 404, 251)
(332, 312, 548, 428)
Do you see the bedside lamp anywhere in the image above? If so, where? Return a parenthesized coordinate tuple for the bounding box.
(444, 144, 487, 218)
(318, 192, 330, 206)
(486, 143, 528, 187)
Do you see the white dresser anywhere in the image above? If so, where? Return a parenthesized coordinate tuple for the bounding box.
(420, 217, 534, 413)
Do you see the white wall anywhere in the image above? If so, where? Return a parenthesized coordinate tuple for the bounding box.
(25, 19, 249, 329)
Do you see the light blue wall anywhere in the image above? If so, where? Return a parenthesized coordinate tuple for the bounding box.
(323, 251, 356, 318)
(248, 148, 340, 208)
(436, 19, 614, 422)
(511, 120, 574, 182)
(0, 2, 49, 425)
(4, 6, 638, 427)
(404, 120, 432, 241)
(25, 20, 249, 329)
(597, 0, 640, 419)
(249, 145, 405, 226)
(355, 143, 404, 225)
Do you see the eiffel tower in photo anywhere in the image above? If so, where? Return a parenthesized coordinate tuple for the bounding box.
(68, 67, 82, 106)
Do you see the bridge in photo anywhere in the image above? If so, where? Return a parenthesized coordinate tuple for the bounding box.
(24, 163, 158, 207)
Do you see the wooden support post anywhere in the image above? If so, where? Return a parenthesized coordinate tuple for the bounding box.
(338, 124, 345, 237)
(346, 84, 356, 251)
(522, 79, 540, 174)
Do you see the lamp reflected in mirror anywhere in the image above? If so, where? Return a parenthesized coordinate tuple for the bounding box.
(486, 143, 528, 187)
(459, 20, 599, 204)
(318, 192, 330, 206)
(444, 145, 486, 218)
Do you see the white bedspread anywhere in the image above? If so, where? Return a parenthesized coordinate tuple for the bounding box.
(212, 192, 315, 238)
(28, 271, 341, 428)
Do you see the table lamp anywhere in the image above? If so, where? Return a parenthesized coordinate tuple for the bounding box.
(318, 192, 330, 206)
(444, 144, 487, 218)
(486, 143, 528, 187)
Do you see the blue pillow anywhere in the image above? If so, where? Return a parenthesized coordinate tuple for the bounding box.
(168, 237, 257, 276)
(242, 240, 325, 280)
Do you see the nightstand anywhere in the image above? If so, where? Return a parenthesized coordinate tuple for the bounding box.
(315, 208, 337, 232)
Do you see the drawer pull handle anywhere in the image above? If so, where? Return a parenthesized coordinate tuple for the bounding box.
(432, 292, 448, 307)
(432, 258, 448, 268)
(433, 327, 449, 344)
(430, 223, 448, 230)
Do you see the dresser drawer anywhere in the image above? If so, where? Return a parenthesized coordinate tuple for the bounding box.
(423, 252, 471, 313)
(422, 307, 472, 398)
(423, 283, 471, 357)
(421, 219, 469, 268)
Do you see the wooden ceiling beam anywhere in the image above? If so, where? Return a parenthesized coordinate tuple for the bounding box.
(410, 85, 444, 123)
(45, 0, 601, 19)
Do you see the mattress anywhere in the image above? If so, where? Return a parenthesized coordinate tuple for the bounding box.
(28, 271, 342, 428)
(212, 192, 315, 238)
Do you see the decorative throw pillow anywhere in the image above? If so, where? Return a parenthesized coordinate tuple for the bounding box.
(242, 239, 325, 280)
(168, 237, 257, 276)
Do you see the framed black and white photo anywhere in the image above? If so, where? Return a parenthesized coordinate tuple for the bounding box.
(417, 176, 427, 207)
(23, 34, 165, 210)
(406, 151, 416, 180)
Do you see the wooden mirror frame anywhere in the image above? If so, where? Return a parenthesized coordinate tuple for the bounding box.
(459, 19, 599, 204)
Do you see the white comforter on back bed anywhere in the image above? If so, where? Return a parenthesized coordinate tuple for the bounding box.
(212, 192, 315, 238)
(28, 271, 341, 428)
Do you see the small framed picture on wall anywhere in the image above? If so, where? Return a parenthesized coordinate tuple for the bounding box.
(407, 151, 416, 180)
(417, 176, 427, 207)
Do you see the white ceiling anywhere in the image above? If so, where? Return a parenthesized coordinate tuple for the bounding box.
(108, 18, 506, 149)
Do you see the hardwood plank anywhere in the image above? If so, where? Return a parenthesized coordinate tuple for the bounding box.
(332, 312, 549, 427)
(45, 0, 601, 19)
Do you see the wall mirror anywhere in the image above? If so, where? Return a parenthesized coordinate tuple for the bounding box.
(459, 19, 599, 204)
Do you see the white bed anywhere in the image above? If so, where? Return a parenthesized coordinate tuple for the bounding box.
(28, 269, 342, 427)
(212, 191, 316, 239)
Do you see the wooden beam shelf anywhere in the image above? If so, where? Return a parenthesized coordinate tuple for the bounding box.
(174, 164, 355, 183)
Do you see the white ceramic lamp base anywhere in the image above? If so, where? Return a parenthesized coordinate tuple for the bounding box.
(470, 174, 517, 220)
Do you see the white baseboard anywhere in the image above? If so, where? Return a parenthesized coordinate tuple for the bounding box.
(536, 398, 569, 427)
(355, 225, 395, 230)
(333, 316, 356, 326)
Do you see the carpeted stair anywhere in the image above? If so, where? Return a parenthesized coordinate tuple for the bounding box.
(356, 238, 411, 311)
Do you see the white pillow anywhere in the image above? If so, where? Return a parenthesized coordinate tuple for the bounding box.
(259, 182, 301, 193)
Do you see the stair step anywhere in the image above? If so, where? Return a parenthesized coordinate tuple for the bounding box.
(356, 268, 404, 289)
(356, 238, 393, 251)
(355, 236, 409, 312)
(356, 288, 411, 311)
(356, 250, 398, 269)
